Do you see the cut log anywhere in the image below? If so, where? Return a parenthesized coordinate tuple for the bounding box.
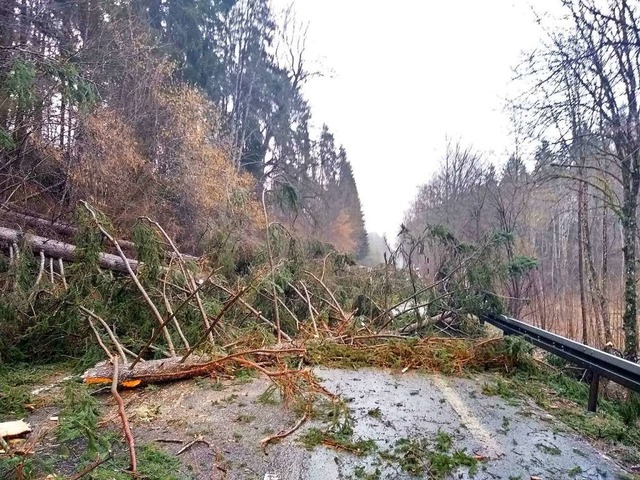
(0, 226, 138, 273)
(0, 420, 31, 439)
(83, 348, 305, 386)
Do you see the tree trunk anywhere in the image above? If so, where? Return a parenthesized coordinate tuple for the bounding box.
(577, 180, 588, 344)
(622, 184, 638, 359)
(580, 181, 605, 347)
(0, 209, 198, 261)
(0, 226, 138, 273)
(83, 348, 304, 386)
(601, 202, 612, 344)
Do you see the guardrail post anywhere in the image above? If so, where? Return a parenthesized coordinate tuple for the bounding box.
(588, 371, 600, 412)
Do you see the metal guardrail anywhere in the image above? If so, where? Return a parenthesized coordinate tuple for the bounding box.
(482, 314, 640, 411)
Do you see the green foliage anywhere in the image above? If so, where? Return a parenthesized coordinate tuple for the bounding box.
(381, 431, 478, 479)
(619, 392, 640, 426)
(274, 182, 300, 213)
(0, 128, 15, 149)
(501, 336, 535, 369)
(481, 378, 514, 398)
(306, 336, 527, 373)
(301, 427, 377, 456)
(507, 256, 538, 277)
(58, 382, 106, 453)
(301, 401, 377, 456)
(491, 230, 514, 245)
(132, 222, 163, 281)
(76, 444, 188, 480)
(0, 456, 41, 480)
(367, 407, 382, 419)
(135, 444, 186, 480)
(427, 224, 458, 247)
(0, 363, 71, 421)
(257, 385, 280, 405)
(3, 59, 38, 109)
(71, 207, 105, 280)
(49, 62, 98, 109)
(352, 465, 381, 479)
(1, 57, 95, 118)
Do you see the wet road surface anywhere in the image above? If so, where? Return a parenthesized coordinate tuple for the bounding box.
(126, 368, 627, 479)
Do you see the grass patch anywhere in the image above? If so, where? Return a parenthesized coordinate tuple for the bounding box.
(568, 466, 583, 477)
(1, 380, 190, 479)
(84, 444, 189, 480)
(0, 362, 73, 421)
(535, 443, 561, 456)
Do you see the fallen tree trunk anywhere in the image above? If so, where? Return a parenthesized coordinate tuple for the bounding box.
(83, 348, 305, 386)
(400, 313, 451, 335)
(0, 208, 198, 262)
(0, 226, 138, 273)
(1, 207, 76, 236)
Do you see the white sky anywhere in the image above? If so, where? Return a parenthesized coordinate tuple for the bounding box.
(274, 0, 557, 239)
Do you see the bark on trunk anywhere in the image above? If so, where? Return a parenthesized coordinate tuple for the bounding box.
(83, 348, 304, 386)
(580, 184, 605, 346)
(1, 208, 137, 253)
(0, 213, 198, 263)
(601, 203, 612, 343)
(622, 191, 638, 359)
(577, 179, 589, 345)
(84, 357, 223, 386)
(0, 226, 137, 273)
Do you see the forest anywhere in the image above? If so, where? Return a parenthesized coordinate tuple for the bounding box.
(402, 0, 640, 360)
(0, 0, 367, 257)
(1, 0, 640, 479)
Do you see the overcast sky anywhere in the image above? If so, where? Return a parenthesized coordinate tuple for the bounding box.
(273, 0, 557, 239)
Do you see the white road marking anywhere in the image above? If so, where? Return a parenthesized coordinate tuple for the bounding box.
(432, 375, 503, 459)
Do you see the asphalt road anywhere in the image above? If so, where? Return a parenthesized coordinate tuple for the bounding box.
(123, 368, 627, 480)
(299, 368, 624, 480)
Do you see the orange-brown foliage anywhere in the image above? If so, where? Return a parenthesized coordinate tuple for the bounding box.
(69, 85, 263, 252)
(321, 210, 357, 253)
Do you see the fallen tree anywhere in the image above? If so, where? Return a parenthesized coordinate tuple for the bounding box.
(0, 208, 199, 261)
(0, 207, 78, 237)
(0, 225, 138, 273)
(82, 347, 306, 386)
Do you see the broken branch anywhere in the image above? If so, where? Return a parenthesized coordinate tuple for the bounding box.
(81, 201, 176, 357)
(260, 413, 308, 454)
(111, 356, 137, 473)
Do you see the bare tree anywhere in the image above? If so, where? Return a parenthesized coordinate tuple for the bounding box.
(516, 0, 640, 358)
